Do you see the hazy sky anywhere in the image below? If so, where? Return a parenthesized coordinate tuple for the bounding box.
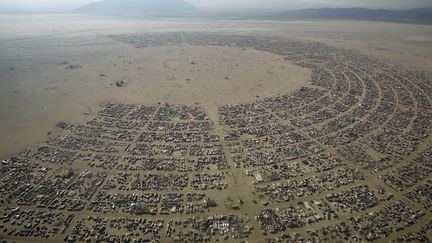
(1, 0, 431, 11)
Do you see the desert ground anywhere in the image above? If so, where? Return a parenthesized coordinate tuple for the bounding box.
(0, 14, 431, 242)
(0, 15, 431, 158)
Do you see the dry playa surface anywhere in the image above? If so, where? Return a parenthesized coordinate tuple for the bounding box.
(0, 43, 309, 158)
(0, 14, 431, 243)
(0, 15, 315, 159)
(1, 15, 432, 160)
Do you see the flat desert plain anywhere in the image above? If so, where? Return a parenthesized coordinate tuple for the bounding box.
(0, 14, 431, 243)
(0, 15, 431, 158)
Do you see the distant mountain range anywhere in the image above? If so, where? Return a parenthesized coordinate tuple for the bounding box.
(73, 2, 432, 24)
(272, 7, 432, 23)
(75, 0, 197, 15)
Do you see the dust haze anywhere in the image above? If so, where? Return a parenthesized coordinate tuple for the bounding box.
(0, 4, 432, 243)
(1, 15, 431, 159)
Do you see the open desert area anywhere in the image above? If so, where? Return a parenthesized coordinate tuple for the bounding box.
(0, 14, 432, 242)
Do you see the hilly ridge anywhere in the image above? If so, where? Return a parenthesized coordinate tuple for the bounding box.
(76, 0, 197, 15)
(274, 7, 432, 23)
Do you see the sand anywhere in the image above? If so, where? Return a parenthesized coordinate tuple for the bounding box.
(0, 14, 431, 243)
(0, 14, 431, 161)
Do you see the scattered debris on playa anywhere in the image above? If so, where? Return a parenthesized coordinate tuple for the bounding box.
(55, 121, 68, 129)
(65, 64, 82, 70)
(116, 79, 126, 87)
